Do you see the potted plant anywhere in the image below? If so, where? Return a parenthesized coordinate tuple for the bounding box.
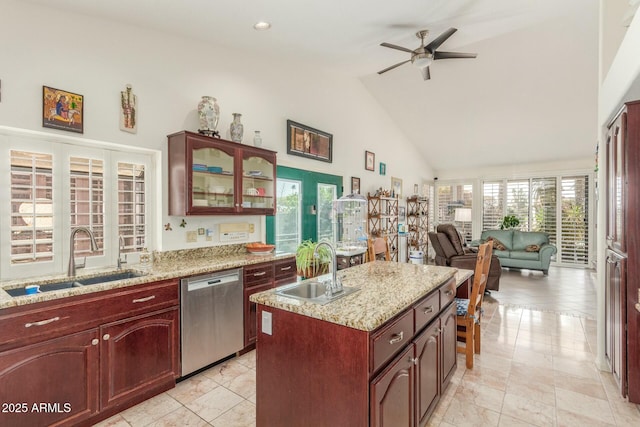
(499, 215, 520, 230)
(295, 239, 331, 279)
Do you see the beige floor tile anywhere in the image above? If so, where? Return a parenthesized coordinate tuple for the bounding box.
(511, 348, 554, 369)
(556, 407, 615, 426)
(555, 388, 616, 425)
(185, 386, 244, 423)
(235, 351, 256, 370)
(443, 398, 501, 427)
(453, 379, 506, 412)
(461, 364, 510, 391)
(167, 374, 220, 405)
(553, 370, 607, 400)
(204, 359, 252, 386)
(92, 414, 131, 427)
(210, 400, 255, 427)
(509, 361, 555, 386)
(552, 357, 600, 381)
(145, 406, 209, 427)
(500, 393, 556, 427)
(505, 378, 556, 406)
(119, 393, 182, 427)
(497, 413, 538, 426)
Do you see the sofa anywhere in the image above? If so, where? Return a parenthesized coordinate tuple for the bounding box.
(428, 224, 502, 291)
(471, 229, 557, 275)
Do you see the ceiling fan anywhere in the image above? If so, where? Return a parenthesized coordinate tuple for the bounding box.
(378, 28, 477, 80)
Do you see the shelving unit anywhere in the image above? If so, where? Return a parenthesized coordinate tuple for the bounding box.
(367, 193, 399, 262)
(406, 196, 429, 263)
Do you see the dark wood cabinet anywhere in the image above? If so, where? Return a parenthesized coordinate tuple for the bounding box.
(337, 252, 365, 270)
(0, 279, 180, 426)
(100, 307, 179, 411)
(440, 302, 457, 387)
(414, 320, 440, 426)
(168, 131, 277, 215)
(370, 346, 415, 427)
(0, 329, 99, 427)
(605, 100, 640, 403)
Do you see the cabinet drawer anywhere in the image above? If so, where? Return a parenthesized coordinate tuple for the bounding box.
(371, 310, 414, 373)
(414, 291, 440, 332)
(274, 258, 296, 281)
(98, 279, 179, 321)
(439, 277, 456, 308)
(244, 262, 274, 288)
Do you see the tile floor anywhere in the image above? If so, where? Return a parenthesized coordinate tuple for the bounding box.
(97, 266, 640, 426)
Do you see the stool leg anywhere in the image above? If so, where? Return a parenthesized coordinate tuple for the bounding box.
(474, 322, 481, 354)
(466, 319, 474, 369)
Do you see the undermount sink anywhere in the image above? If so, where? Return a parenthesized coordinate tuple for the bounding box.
(5, 270, 146, 297)
(275, 280, 359, 305)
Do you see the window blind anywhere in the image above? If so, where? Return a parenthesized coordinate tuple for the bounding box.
(70, 157, 104, 257)
(118, 162, 146, 252)
(560, 176, 589, 265)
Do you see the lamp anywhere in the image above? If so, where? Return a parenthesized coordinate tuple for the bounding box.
(454, 208, 472, 244)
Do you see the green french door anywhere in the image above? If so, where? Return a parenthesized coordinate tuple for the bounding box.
(266, 166, 342, 252)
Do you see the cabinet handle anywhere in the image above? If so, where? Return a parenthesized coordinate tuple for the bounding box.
(103, 334, 110, 341)
(132, 295, 156, 303)
(635, 303, 640, 313)
(423, 306, 434, 314)
(253, 271, 267, 277)
(607, 256, 618, 265)
(389, 331, 404, 345)
(445, 290, 454, 296)
(279, 266, 292, 271)
(25, 316, 60, 328)
(408, 357, 418, 365)
(91, 339, 99, 346)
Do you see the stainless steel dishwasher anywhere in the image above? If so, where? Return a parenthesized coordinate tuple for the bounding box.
(181, 268, 243, 376)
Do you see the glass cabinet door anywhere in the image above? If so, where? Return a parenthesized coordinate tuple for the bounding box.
(191, 144, 235, 212)
(242, 150, 275, 212)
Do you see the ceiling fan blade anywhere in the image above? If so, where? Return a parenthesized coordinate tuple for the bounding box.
(425, 27, 457, 52)
(421, 66, 431, 81)
(380, 42, 414, 53)
(434, 51, 477, 60)
(378, 60, 411, 74)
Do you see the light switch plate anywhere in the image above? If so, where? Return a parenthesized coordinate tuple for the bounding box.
(262, 311, 272, 335)
(186, 231, 197, 243)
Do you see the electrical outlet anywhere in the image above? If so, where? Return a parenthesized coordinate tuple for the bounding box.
(186, 231, 197, 243)
(262, 311, 272, 335)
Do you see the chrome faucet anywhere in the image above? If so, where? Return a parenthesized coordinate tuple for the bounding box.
(314, 241, 343, 297)
(117, 235, 127, 269)
(68, 227, 99, 277)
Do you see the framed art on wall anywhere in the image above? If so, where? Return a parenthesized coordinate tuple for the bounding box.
(379, 162, 386, 176)
(351, 177, 360, 194)
(287, 120, 332, 162)
(365, 151, 375, 171)
(391, 176, 403, 198)
(42, 86, 84, 134)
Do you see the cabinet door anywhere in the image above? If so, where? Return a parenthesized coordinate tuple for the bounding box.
(189, 138, 237, 214)
(606, 251, 627, 394)
(0, 329, 99, 427)
(241, 147, 276, 214)
(414, 320, 441, 427)
(370, 345, 415, 427)
(245, 283, 274, 347)
(607, 113, 626, 252)
(440, 302, 457, 388)
(100, 308, 179, 410)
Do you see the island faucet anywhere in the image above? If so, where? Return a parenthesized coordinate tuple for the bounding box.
(68, 226, 99, 277)
(314, 241, 343, 297)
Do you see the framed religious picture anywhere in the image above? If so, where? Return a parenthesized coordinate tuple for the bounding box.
(351, 177, 360, 194)
(287, 120, 332, 162)
(42, 86, 84, 134)
(365, 151, 375, 171)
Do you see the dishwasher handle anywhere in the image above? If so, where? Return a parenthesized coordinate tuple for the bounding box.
(185, 272, 241, 292)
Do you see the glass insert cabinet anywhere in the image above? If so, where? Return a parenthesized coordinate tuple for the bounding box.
(168, 131, 276, 215)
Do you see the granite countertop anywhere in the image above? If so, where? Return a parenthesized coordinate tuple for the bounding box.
(0, 246, 294, 310)
(251, 261, 474, 332)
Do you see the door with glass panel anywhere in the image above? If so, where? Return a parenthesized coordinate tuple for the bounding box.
(266, 166, 342, 251)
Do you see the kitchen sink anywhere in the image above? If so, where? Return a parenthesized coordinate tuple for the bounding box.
(5, 270, 146, 297)
(275, 280, 359, 305)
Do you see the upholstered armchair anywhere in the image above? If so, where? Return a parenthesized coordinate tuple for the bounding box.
(428, 224, 502, 291)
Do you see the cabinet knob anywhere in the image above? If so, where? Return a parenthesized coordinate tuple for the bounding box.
(408, 357, 418, 365)
(92, 338, 99, 346)
(103, 334, 110, 341)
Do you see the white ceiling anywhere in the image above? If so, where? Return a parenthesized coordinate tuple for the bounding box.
(24, 0, 601, 171)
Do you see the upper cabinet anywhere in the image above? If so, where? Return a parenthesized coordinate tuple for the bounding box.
(168, 131, 276, 215)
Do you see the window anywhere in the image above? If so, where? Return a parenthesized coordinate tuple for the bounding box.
(482, 181, 503, 230)
(317, 183, 336, 242)
(70, 157, 104, 257)
(436, 184, 472, 225)
(274, 179, 301, 254)
(10, 150, 54, 264)
(118, 162, 146, 253)
(506, 180, 529, 227)
(560, 176, 589, 264)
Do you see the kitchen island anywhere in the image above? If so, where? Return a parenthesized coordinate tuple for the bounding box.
(250, 261, 472, 427)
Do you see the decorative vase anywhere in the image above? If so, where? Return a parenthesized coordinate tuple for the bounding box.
(197, 96, 220, 137)
(230, 113, 244, 143)
(253, 130, 262, 147)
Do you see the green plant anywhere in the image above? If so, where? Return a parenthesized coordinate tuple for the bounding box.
(295, 239, 331, 278)
(499, 215, 520, 230)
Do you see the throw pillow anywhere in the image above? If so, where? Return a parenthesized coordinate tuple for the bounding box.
(491, 238, 506, 251)
(526, 244, 540, 252)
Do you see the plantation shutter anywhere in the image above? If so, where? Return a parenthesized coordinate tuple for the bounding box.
(531, 177, 557, 245)
(482, 181, 504, 230)
(506, 180, 529, 229)
(118, 162, 146, 252)
(70, 157, 104, 257)
(560, 175, 589, 265)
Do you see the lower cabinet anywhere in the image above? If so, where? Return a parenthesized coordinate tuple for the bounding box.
(370, 302, 456, 427)
(0, 329, 100, 427)
(0, 279, 180, 427)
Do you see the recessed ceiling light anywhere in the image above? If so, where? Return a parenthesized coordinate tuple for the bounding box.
(254, 21, 271, 31)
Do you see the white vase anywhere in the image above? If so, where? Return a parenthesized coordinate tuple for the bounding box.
(230, 113, 244, 143)
(253, 131, 262, 147)
(197, 96, 220, 136)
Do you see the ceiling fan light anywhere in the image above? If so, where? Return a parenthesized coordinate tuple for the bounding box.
(253, 21, 271, 30)
(412, 53, 433, 68)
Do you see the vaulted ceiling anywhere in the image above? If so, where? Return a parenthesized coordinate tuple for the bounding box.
(25, 0, 602, 171)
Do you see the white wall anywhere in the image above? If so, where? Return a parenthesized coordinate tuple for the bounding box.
(0, 0, 433, 251)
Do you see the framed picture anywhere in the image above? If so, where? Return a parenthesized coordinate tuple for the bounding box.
(43, 86, 84, 134)
(399, 206, 406, 222)
(287, 120, 332, 162)
(365, 151, 375, 171)
(379, 162, 386, 176)
(391, 176, 403, 198)
(351, 177, 360, 194)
